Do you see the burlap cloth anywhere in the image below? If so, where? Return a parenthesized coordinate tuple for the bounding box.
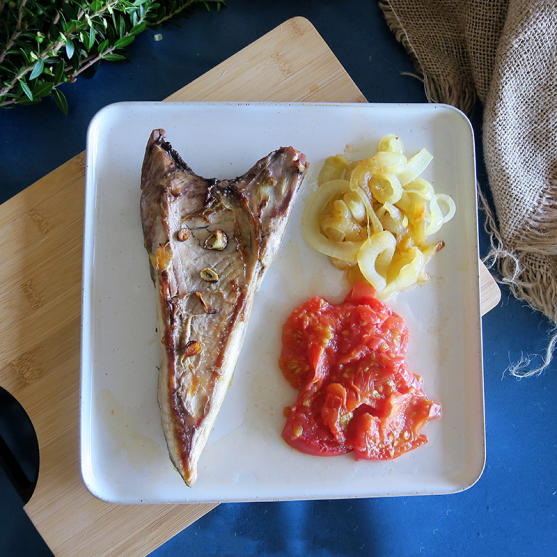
(379, 0, 557, 376)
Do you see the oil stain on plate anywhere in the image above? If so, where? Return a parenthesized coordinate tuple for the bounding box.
(97, 388, 165, 470)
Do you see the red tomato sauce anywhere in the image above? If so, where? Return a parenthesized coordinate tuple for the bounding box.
(279, 281, 441, 460)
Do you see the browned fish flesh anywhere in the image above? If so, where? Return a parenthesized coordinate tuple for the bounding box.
(140, 129, 309, 486)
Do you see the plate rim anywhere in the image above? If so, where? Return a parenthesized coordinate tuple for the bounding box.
(80, 101, 484, 504)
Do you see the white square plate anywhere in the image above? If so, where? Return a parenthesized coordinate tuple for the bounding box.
(81, 102, 484, 504)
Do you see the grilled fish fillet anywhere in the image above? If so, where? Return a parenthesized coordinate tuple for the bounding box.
(140, 130, 308, 486)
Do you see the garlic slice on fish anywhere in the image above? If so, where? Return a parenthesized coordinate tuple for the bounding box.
(200, 268, 219, 282)
(204, 230, 228, 250)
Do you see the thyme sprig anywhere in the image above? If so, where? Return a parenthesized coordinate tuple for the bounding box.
(0, 0, 226, 113)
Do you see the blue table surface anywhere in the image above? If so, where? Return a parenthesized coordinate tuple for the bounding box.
(1, 2, 556, 556)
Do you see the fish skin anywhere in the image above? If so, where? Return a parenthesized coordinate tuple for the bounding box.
(140, 129, 308, 486)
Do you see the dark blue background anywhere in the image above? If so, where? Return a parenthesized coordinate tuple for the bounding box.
(1, 2, 556, 556)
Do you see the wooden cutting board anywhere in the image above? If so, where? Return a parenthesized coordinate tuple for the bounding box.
(0, 17, 500, 557)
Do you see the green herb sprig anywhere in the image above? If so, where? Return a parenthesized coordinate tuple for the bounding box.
(0, 0, 226, 113)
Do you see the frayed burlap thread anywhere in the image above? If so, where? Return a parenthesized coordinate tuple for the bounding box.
(379, 0, 509, 112)
(379, 0, 557, 377)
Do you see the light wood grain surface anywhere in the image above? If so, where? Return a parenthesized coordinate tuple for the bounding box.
(0, 17, 500, 557)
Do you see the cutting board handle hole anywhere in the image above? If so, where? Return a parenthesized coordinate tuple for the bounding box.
(0, 387, 39, 505)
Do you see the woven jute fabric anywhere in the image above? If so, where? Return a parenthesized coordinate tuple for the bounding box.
(380, 0, 557, 375)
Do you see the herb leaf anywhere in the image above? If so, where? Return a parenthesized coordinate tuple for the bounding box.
(114, 36, 135, 49)
(33, 82, 54, 98)
(103, 54, 127, 61)
(130, 22, 148, 35)
(30, 59, 45, 80)
(65, 39, 75, 60)
(98, 39, 110, 54)
(20, 80, 33, 101)
(53, 88, 69, 115)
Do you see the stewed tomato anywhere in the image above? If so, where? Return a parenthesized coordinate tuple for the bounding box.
(279, 281, 441, 460)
